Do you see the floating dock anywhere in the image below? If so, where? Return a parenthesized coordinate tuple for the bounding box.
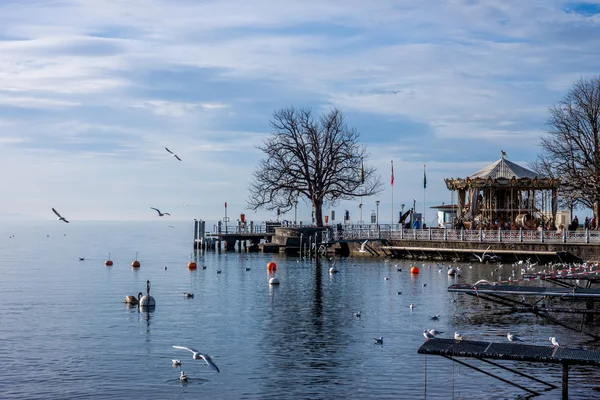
(418, 338, 600, 399)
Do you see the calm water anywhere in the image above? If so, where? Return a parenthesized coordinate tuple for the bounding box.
(1, 221, 599, 399)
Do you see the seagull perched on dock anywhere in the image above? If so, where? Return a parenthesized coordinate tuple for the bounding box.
(52, 208, 69, 223)
(428, 329, 443, 336)
(172, 346, 220, 372)
(359, 240, 368, 253)
(150, 207, 170, 217)
(165, 147, 182, 161)
(454, 332, 463, 341)
(550, 337, 560, 347)
(507, 332, 524, 342)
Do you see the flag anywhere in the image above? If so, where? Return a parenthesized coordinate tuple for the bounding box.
(424, 164, 427, 189)
(391, 160, 394, 186)
(360, 159, 365, 184)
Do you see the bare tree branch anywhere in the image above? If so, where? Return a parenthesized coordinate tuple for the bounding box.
(533, 76, 600, 225)
(247, 107, 384, 226)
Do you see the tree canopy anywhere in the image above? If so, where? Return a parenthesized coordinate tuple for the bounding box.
(247, 106, 383, 227)
(533, 76, 600, 224)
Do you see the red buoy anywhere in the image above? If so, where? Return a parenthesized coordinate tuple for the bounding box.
(410, 266, 419, 274)
(267, 261, 277, 272)
(105, 260, 113, 266)
(188, 261, 197, 270)
(132, 260, 140, 268)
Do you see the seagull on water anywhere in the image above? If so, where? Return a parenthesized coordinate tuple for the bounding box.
(409, 303, 414, 310)
(354, 311, 361, 318)
(507, 332, 524, 342)
(183, 292, 194, 299)
(179, 371, 188, 382)
(52, 208, 69, 223)
(165, 147, 182, 161)
(172, 346, 220, 372)
(374, 337, 383, 344)
(172, 359, 182, 366)
(550, 337, 560, 347)
(454, 332, 463, 341)
(430, 314, 440, 320)
(358, 240, 368, 253)
(150, 207, 171, 217)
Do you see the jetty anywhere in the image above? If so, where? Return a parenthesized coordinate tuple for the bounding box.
(418, 338, 600, 399)
(193, 219, 600, 261)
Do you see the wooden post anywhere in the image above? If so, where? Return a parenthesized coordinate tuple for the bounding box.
(562, 363, 568, 400)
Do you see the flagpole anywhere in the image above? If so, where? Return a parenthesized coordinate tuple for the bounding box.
(391, 160, 394, 226)
(423, 163, 426, 229)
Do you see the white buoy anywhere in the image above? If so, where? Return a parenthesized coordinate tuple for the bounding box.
(448, 268, 457, 276)
(269, 277, 280, 285)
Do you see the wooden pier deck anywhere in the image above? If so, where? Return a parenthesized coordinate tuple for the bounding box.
(418, 338, 600, 399)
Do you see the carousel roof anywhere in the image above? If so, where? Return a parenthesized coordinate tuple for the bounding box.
(469, 157, 538, 180)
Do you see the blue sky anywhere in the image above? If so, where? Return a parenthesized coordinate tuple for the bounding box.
(1, 0, 600, 224)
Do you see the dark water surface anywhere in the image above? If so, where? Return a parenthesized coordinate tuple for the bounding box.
(1, 221, 599, 399)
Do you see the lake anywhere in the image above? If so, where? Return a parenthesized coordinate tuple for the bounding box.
(0, 221, 598, 399)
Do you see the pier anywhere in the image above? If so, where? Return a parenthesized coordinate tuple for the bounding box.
(418, 338, 600, 399)
(193, 219, 600, 261)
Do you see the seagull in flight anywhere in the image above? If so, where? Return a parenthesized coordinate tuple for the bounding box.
(151, 207, 171, 217)
(52, 208, 69, 223)
(473, 245, 491, 263)
(423, 330, 436, 340)
(550, 337, 560, 347)
(172, 346, 220, 372)
(358, 240, 369, 253)
(507, 332, 524, 342)
(165, 147, 182, 161)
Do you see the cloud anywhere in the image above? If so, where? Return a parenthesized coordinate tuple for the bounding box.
(0, 0, 599, 221)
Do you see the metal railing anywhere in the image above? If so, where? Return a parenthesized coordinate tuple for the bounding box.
(333, 224, 600, 244)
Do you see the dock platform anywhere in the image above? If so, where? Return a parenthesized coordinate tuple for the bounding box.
(418, 338, 600, 399)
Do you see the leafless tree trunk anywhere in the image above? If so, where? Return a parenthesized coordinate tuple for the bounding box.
(247, 107, 384, 227)
(533, 76, 600, 228)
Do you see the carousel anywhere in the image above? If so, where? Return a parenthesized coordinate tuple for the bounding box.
(444, 151, 560, 230)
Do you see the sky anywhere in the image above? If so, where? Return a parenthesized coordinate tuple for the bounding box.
(1, 0, 600, 225)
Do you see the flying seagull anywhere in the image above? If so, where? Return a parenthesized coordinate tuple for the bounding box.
(52, 208, 69, 223)
(172, 346, 220, 372)
(165, 147, 182, 161)
(473, 245, 492, 263)
(151, 207, 171, 217)
(358, 240, 368, 253)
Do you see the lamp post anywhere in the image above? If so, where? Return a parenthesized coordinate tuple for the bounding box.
(293, 199, 298, 225)
(376, 200, 380, 227)
(359, 201, 363, 225)
(400, 203, 405, 226)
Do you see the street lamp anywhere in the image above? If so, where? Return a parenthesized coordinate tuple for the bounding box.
(400, 203, 405, 227)
(376, 200, 380, 226)
(359, 201, 363, 225)
(293, 199, 298, 225)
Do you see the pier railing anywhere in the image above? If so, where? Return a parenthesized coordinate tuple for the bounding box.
(333, 224, 600, 244)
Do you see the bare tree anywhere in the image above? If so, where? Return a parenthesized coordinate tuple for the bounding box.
(247, 106, 384, 227)
(534, 76, 600, 226)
